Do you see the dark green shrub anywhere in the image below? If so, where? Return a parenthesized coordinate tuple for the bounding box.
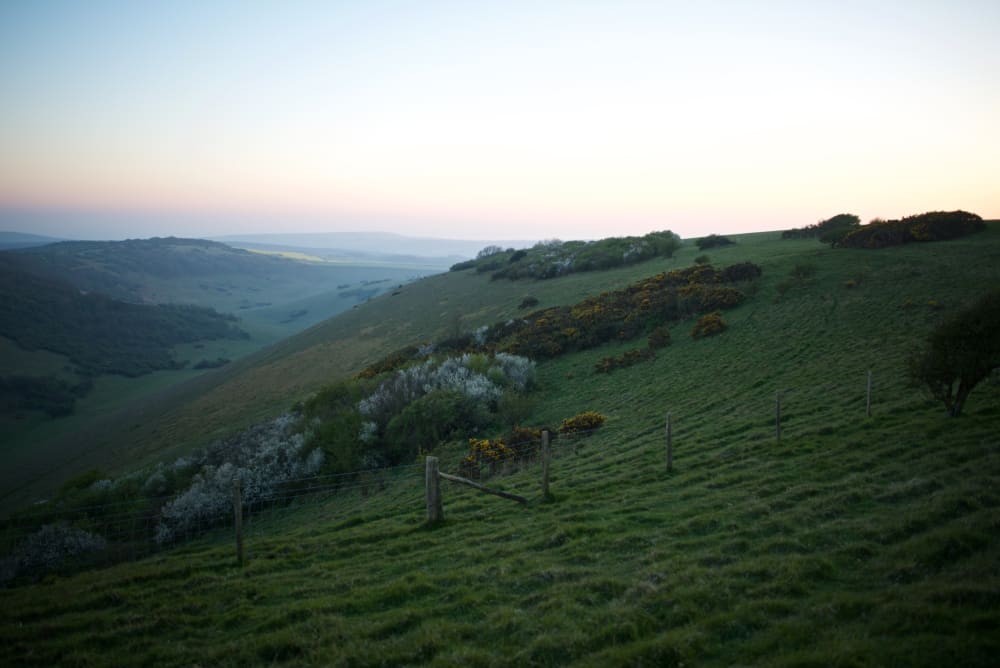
(304, 379, 364, 421)
(836, 211, 984, 249)
(648, 325, 672, 349)
(909, 289, 1000, 417)
(782, 213, 860, 242)
(595, 348, 652, 373)
(519, 296, 539, 309)
(720, 261, 763, 283)
(696, 234, 734, 250)
(906, 210, 985, 241)
(384, 390, 487, 459)
(309, 410, 366, 473)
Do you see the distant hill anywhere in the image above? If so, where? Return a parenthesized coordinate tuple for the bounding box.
(0, 230, 65, 250)
(10, 236, 338, 303)
(6, 235, 439, 316)
(226, 240, 462, 270)
(0, 251, 247, 417)
(0, 236, 440, 468)
(210, 231, 535, 262)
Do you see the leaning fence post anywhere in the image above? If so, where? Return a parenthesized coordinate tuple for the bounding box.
(425, 456, 443, 524)
(775, 391, 782, 441)
(233, 478, 244, 566)
(541, 429, 551, 499)
(665, 413, 673, 472)
(866, 370, 873, 418)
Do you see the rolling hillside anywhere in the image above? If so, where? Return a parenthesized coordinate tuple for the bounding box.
(0, 237, 441, 505)
(7, 236, 436, 320)
(1, 224, 998, 665)
(4, 225, 999, 509)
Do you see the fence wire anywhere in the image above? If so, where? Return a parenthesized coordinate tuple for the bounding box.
(1, 371, 890, 585)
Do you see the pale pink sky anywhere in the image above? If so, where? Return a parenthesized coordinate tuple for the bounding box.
(1, 1, 998, 241)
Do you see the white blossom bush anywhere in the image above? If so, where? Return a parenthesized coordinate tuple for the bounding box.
(472, 325, 489, 346)
(490, 353, 536, 391)
(1, 523, 107, 584)
(355, 353, 535, 453)
(154, 413, 324, 544)
(359, 421, 378, 444)
(358, 353, 533, 427)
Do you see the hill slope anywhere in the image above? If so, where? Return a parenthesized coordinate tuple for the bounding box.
(0, 231, 64, 250)
(5, 226, 999, 509)
(9, 236, 434, 314)
(0, 224, 998, 665)
(0, 237, 440, 505)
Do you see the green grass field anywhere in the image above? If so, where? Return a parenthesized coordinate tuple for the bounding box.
(2, 226, 998, 665)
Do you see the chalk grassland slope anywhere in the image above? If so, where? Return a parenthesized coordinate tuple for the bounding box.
(4, 226, 999, 512)
(115, 222, 1000, 455)
(0, 233, 715, 503)
(1, 226, 998, 666)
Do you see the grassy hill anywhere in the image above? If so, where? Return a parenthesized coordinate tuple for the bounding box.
(8, 236, 436, 325)
(0, 231, 64, 250)
(1, 224, 998, 665)
(0, 238, 440, 506)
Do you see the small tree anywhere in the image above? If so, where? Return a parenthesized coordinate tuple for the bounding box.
(910, 290, 1000, 417)
(476, 245, 504, 259)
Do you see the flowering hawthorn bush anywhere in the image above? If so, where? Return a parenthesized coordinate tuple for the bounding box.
(1, 523, 107, 584)
(154, 413, 324, 544)
(357, 353, 536, 452)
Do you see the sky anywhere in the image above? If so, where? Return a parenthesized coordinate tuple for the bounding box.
(1, 0, 998, 242)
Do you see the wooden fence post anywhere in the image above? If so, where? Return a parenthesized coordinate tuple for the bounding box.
(866, 370, 873, 418)
(666, 413, 673, 472)
(775, 392, 782, 441)
(541, 429, 551, 499)
(425, 456, 443, 524)
(232, 479, 244, 566)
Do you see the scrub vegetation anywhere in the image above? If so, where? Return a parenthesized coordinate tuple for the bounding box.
(1, 222, 999, 666)
(450, 230, 681, 280)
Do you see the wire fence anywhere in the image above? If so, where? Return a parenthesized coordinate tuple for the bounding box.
(1, 369, 889, 585)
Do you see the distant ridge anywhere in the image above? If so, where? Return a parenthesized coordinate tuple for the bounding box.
(0, 230, 65, 250)
(210, 231, 536, 261)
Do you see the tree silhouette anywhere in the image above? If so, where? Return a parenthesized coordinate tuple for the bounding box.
(910, 290, 1000, 417)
